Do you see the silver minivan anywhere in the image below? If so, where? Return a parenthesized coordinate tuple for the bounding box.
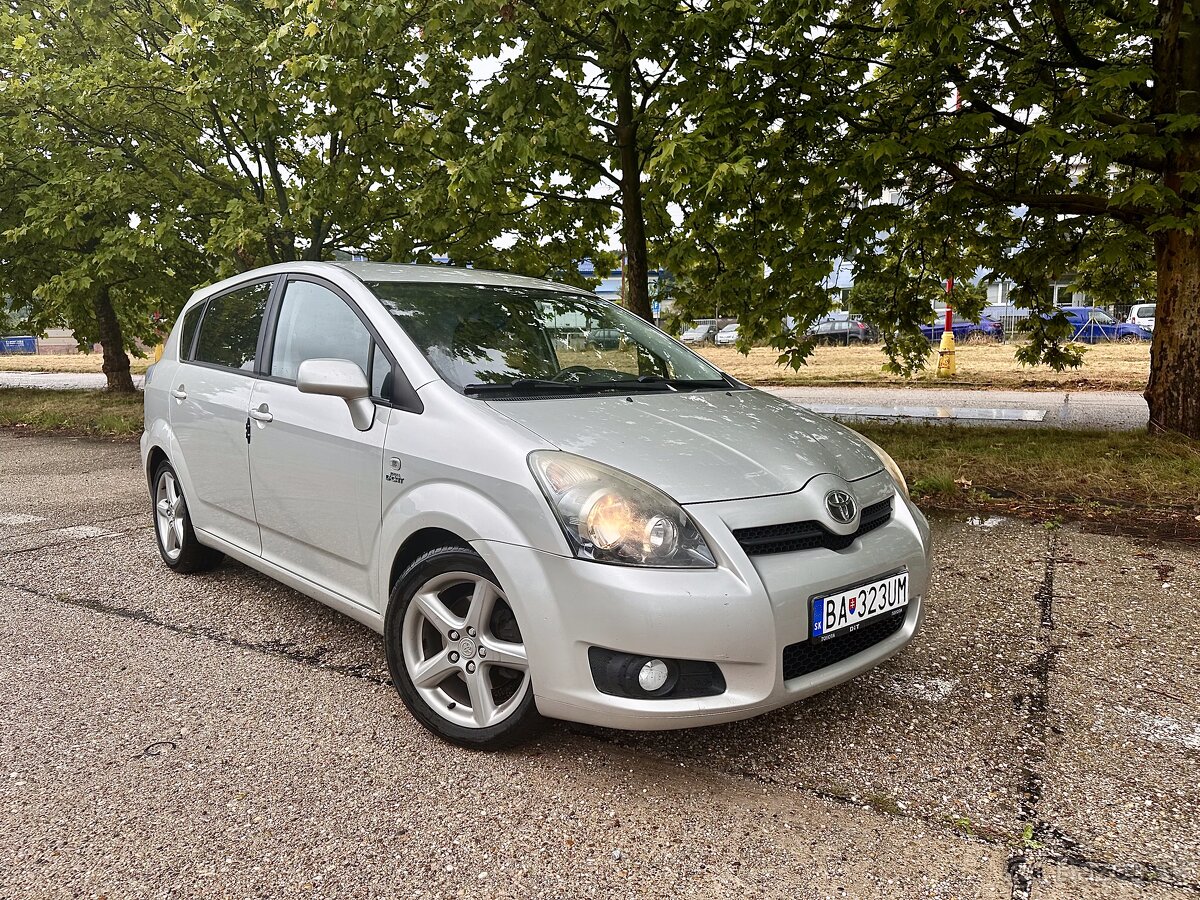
(142, 263, 931, 748)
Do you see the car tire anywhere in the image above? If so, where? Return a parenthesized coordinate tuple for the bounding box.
(385, 546, 543, 750)
(1119, 333, 1142, 343)
(151, 460, 224, 573)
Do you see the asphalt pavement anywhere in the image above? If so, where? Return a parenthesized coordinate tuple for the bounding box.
(769, 385, 1150, 430)
(1, 431, 1196, 898)
(0, 370, 1148, 429)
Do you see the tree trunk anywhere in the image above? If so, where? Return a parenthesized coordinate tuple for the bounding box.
(614, 53, 653, 322)
(1145, 229, 1200, 437)
(91, 284, 136, 393)
(1145, 0, 1200, 436)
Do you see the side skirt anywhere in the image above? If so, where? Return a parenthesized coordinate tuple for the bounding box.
(195, 527, 385, 635)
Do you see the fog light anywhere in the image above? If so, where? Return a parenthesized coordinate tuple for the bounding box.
(638, 658, 670, 692)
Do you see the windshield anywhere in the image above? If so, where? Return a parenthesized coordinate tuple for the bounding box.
(365, 281, 729, 395)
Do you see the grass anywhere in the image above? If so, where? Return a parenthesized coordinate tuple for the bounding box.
(0, 388, 143, 436)
(696, 342, 1150, 391)
(0, 353, 153, 374)
(860, 422, 1200, 542)
(2, 387, 1195, 540)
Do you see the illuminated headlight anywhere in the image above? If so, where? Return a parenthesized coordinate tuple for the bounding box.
(860, 436, 910, 499)
(529, 451, 716, 567)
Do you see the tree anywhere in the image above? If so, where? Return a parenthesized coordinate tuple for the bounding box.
(1, 0, 446, 387)
(657, 0, 1200, 436)
(415, 0, 709, 319)
(1, 2, 210, 391)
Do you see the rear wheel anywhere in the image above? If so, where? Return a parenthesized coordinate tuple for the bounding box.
(152, 461, 224, 573)
(385, 546, 542, 749)
(1119, 333, 1142, 343)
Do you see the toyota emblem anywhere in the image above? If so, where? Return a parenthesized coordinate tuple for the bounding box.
(825, 490, 857, 525)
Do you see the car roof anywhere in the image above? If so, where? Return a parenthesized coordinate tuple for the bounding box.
(330, 261, 593, 296)
(190, 260, 596, 307)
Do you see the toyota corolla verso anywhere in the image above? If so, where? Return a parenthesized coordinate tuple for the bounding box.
(142, 262, 932, 748)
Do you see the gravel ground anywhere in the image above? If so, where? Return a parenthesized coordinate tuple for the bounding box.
(1, 431, 1196, 899)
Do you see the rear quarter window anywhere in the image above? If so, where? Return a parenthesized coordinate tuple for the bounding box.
(178, 304, 204, 361)
(193, 281, 272, 372)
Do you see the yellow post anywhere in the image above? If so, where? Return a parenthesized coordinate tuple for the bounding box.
(936, 331, 956, 377)
(152, 342, 164, 363)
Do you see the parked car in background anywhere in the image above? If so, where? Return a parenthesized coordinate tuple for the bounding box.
(919, 313, 1004, 343)
(680, 324, 717, 344)
(584, 327, 624, 350)
(1127, 303, 1156, 331)
(1059, 307, 1152, 343)
(808, 317, 879, 345)
(715, 323, 739, 346)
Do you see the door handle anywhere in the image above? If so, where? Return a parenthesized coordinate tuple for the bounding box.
(171, 386, 187, 400)
(249, 405, 273, 423)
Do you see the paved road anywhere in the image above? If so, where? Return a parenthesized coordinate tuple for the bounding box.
(770, 385, 1149, 430)
(1, 432, 1196, 898)
(0, 370, 1147, 429)
(0, 370, 145, 390)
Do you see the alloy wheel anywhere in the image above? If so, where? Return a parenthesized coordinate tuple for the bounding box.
(401, 571, 530, 729)
(155, 470, 186, 561)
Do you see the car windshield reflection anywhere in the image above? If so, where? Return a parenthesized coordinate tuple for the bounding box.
(364, 281, 734, 396)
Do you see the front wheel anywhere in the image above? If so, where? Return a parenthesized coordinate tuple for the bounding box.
(385, 546, 543, 749)
(1119, 333, 1142, 343)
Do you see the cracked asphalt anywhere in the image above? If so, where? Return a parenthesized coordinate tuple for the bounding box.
(1, 431, 1197, 899)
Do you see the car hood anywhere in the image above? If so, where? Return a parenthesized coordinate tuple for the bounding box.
(486, 388, 883, 503)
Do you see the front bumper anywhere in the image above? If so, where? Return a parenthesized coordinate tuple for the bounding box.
(473, 473, 932, 730)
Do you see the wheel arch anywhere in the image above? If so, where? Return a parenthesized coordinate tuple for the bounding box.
(377, 480, 569, 616)
(146, 445, 169, 491)
(388, 527, 472, 594)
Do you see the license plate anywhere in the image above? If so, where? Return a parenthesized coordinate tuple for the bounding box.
(811, 571, 908, 641)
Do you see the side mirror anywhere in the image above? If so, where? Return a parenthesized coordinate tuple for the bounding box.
(296, 358, 375, 431)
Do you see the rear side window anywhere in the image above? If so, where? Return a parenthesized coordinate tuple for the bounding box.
(194, 281, 271, 371)
(178, 304, 204, 361)
(270, 280, 372, 383)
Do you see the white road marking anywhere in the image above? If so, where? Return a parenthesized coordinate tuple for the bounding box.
(0, 514, 46, 526)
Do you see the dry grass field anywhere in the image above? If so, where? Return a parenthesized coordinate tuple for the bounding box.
(696, 341, 1150, 391)
(0, 353, 154, 374)
(1, 341, 1151, 391)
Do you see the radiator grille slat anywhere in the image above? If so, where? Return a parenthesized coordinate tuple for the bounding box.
(732, 497, 893, 555)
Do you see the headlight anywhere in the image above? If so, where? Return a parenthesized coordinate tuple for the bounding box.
(859, 436, 909, 499)
(529, 451, 716, 568)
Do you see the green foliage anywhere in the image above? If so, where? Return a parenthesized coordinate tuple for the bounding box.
(656, 0, 1197, 386)
(2, 0, 1197, 417)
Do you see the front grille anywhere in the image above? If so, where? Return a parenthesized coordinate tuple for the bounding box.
(782, 609, 907, 680)
(732, 496, 893, 555)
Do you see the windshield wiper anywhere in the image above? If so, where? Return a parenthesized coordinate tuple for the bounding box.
(629, 376, 734, 391)
(463, 378, 579, 395)
(463, 377, 677, 396)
